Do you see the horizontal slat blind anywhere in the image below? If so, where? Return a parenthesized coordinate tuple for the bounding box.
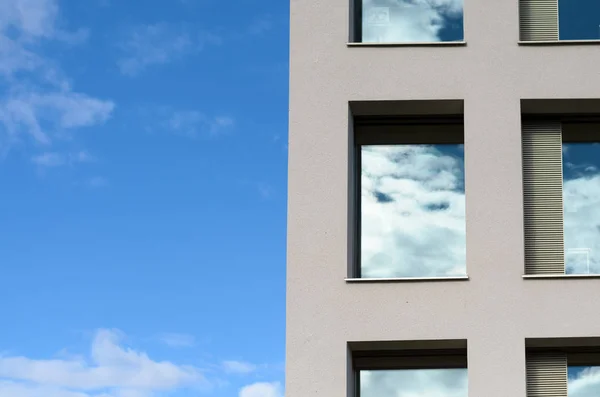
(522, 122, 565, 275)
(520, 0, 558, 41)
(526, 353, 567, 397)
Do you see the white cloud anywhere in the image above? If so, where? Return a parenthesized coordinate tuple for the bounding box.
(360, 369, 467, 397)
(569, 367, 600, 397)
(0, 329, 204, 397)
(239, 382, 283, 397)
(28, 92, 114, 129)
(222, 360, 257, 375)
(361, 145, 466, 278)
(117, 23, 194, 76)
(0, 0, 114, 152)
(361, 0, 463, 43)
(158, 333, 196, 348)
(116, 20, 227, 77)
(0, 0, 58, 39)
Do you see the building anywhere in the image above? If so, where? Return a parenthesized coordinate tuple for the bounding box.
(287, 0, 600, 396)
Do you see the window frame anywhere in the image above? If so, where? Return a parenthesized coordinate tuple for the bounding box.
(521, 116, 600, 277)
(351, 0, 363, 43)
(350, 340, 468, 397)
(525, 337, 600, 396)
(519, 0, 600, 44)
(352, 116, 465, 279)
(349, 0, 466, 45)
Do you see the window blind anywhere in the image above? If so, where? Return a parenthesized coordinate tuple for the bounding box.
(522, 122, 565, 275)
(526, 352, 567, 397)
(519, 0, 559, 41)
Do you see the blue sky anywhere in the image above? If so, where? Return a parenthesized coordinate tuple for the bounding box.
(2, 0, 600, 396)
(0, 1, 288, 396)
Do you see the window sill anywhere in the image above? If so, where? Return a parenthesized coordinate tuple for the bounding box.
(347, 41, 467, 48)
(523, 274, 600, 279)
(518, 39, 600, 46)
(345, 276, 469, 283)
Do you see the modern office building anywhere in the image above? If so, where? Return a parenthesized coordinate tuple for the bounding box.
(287, 0, 600, 396)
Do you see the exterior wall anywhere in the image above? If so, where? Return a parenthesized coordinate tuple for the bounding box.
(286, 1, 600, 396)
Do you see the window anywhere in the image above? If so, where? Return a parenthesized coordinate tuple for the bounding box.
(563, 140, 600, 275)
(351, 340, 468, 397)
(355, 117, 466, 279)
(520, 0, 600, 42)
(352, 0, 464, 44)
(526, 338, 600, 397)
(522, 119, 600, 275)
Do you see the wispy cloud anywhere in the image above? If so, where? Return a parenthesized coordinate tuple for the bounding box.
(222, 360, 257, 375)
(157, 333, 196, 348)
(239, 382, 284, 397)
(86, 176, 109, 188)
(31, 150, 94, 168)
(247, 16, 275, 36)
(135, 107, 234, 138)
(167, 110, 234, 138)
(31, 152, 64, 167)
(0, 0, 114, 153)
(0, 329, 205, 397)
(115, 12, 278, 78)
(117, 23, 191, 76)
(237, 179, 276, 200)
(117, 23, 221, 77)
(70, 150, 94, 163)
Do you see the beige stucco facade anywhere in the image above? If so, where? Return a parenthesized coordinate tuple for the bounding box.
(286, 1, 600, 396)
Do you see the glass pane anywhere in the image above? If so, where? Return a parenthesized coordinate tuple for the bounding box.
(562, 143, 600, 275)
(568, 366, 600, 396)
(360, 369, 468, 397)
(360, 144, 466, 278)
(361, 0, 464, 43)
(559, 0, 600, 40)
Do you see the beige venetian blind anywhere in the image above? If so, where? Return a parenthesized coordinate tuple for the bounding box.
(520, 0, 559, 41)
(526, 352, 567, 397)
(522, 122, 565, 275)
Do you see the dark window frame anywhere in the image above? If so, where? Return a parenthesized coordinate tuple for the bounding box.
(527, 346, 600, 367)
(351, 0, 363, 42)
(522, 115, 600, 143)
(350, 340, 468, 397)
